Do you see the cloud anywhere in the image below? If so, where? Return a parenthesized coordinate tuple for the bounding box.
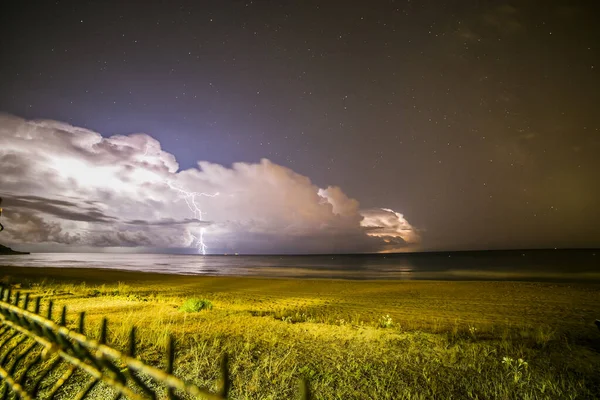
(360, 208, 421, 248)
(125, 218, 211, 227)
(0, 113, 420, 253)
(6, 194, 117, 223)
(4, 210, 83, 245)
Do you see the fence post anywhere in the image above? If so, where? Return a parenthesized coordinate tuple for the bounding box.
(299, 377, 311, 400)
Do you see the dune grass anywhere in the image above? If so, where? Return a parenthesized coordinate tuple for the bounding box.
(1, 265, 600, 399)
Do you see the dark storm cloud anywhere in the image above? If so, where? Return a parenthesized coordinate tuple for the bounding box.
(125, 218, 212, 227)
(91, 230, 154, 247)
(5, 211, 82, 245)
(5, 194, 116, 223)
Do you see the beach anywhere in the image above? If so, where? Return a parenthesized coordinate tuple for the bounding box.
(1, 264, 600, 398)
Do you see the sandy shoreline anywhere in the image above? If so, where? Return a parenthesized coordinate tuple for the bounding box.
(2, 264, 600, 287)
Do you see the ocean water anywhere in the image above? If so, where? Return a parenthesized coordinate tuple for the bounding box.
(0, 249, 598, 281)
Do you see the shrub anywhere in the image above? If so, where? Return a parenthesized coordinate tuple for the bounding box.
(179, 298, 213, 313)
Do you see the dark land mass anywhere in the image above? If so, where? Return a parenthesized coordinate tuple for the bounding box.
(0, 244, 30, 255)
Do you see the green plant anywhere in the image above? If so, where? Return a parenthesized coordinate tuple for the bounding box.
(468, 325, 478, 338)
(179, 298, 213, 313)
(379, 314, 393, 328)
(502, 356, 529, 384)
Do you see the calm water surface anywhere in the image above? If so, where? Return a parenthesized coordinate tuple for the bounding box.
(0, 250, 598, 281)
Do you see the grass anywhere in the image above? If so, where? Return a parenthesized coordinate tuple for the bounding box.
(180, 298, 213, 312)
(1, 265, 600, 399)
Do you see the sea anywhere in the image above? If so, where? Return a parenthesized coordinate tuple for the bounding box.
(0, 249, 598, 282)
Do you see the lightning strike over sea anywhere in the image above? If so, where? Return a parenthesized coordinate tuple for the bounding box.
(166, 181, 219, 255)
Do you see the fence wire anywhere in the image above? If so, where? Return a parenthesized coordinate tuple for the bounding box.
(0, 285, 311, 399)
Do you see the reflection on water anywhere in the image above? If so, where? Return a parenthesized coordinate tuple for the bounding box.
(0, 249, 598, 281)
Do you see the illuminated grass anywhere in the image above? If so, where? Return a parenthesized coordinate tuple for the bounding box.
(179, 298, 213, 313)
(1, 266, 600, 399)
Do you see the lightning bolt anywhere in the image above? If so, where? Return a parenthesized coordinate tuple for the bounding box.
(140, 143, 218, 255)
(195, 227, 207, 255)
(165, 181, 219, 255)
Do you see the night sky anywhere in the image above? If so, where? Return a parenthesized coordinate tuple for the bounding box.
(1, 1, 599, 253)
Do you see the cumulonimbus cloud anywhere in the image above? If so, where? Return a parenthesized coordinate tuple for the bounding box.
(0, 113, 420, 253)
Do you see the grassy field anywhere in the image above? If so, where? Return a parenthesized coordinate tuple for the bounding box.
(1, 265, 600, 399)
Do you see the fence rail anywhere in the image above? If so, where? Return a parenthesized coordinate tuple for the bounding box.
(0, 285, 310, 399)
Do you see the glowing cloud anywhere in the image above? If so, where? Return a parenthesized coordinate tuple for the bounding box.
(360, 208, 422, 245)
(0, 113, 420, 253)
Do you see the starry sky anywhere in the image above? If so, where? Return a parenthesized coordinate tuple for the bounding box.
(0, 0, 599, 253)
